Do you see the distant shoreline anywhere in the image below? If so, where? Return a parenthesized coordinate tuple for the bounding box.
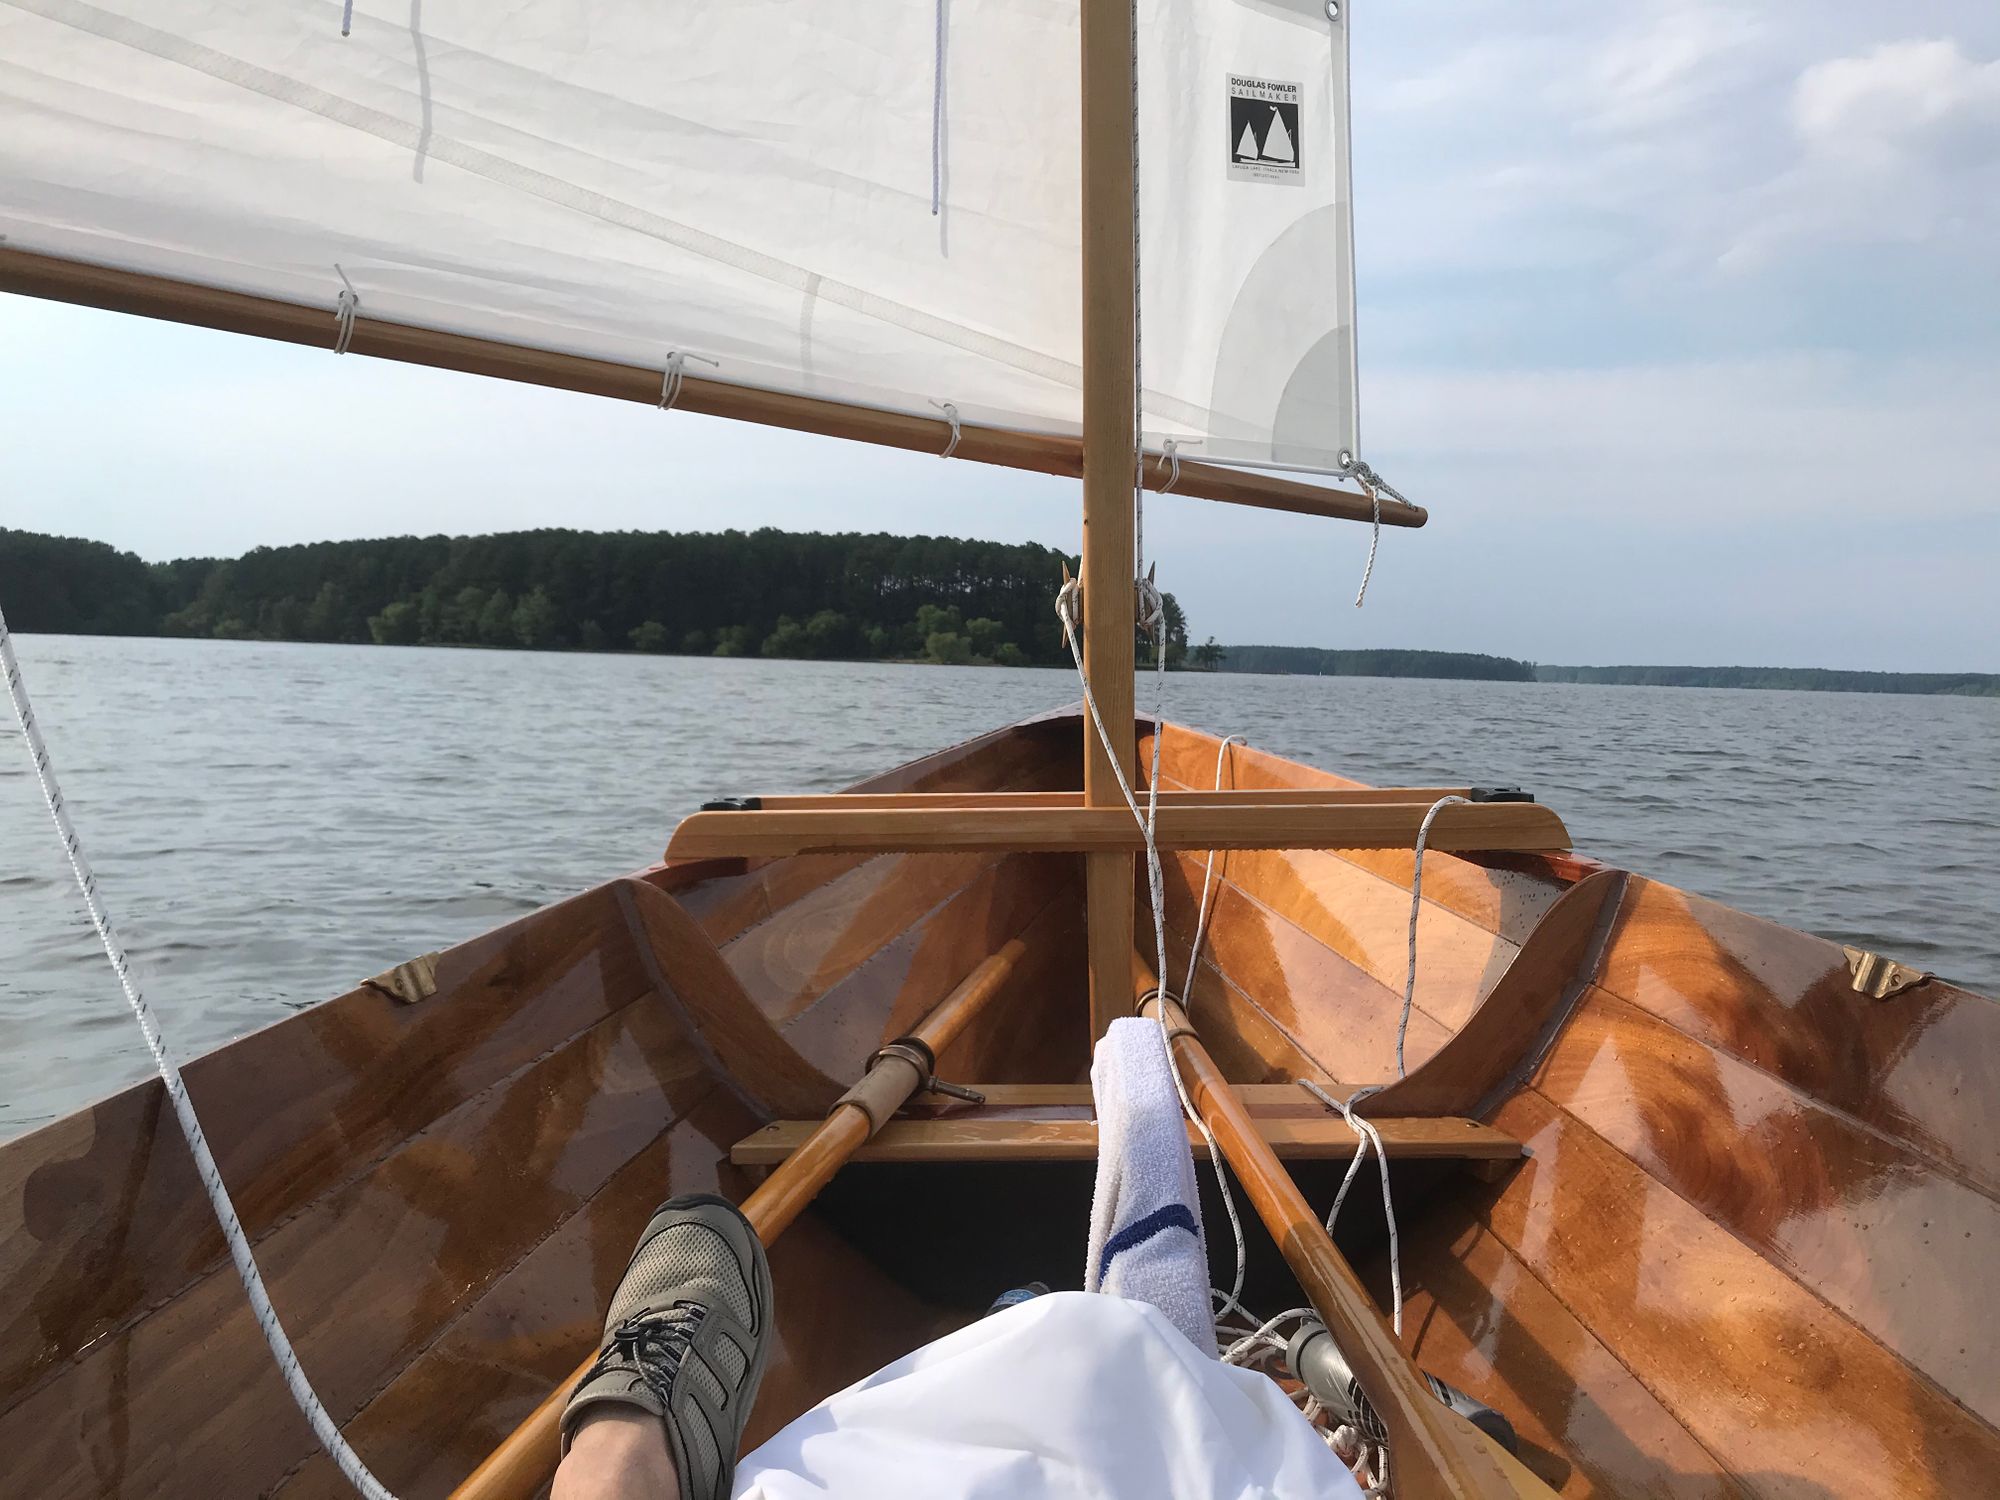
(1212, 645, 1999, 698)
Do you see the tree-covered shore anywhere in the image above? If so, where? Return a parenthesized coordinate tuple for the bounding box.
(0, 527, 1191, 668)
(1211, 644, 1998, 697)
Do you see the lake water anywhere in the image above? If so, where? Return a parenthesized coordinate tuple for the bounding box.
(3, 634, 1995, 1141)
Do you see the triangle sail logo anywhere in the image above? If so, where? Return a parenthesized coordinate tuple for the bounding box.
(1227, 74, 1303, 185)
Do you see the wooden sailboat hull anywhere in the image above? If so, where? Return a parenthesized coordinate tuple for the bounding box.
(2, 710, 1994, 1497)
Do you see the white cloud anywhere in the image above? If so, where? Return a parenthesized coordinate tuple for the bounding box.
(1793, 39, 2000, 162)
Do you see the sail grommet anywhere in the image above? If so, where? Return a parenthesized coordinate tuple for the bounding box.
(659, 348, 719, 411)
(929, 399, 962, 458)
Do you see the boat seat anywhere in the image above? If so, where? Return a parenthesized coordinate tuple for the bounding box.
(730, 1104, 1522, 1167)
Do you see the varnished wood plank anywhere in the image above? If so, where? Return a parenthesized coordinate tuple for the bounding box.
(617, 879, 842, 1120)
(779, 860, 1076, 1084)
(666, 800, 1574, 858)
(272, 1091, 750, 1500)
(1175, 940, 1331, 1083)
(930, 895, 1090, 1087)
(1479, 1088, 2000, 1496)
(1395, 1219, 1737, 1497)
(1594, 876, 2000, 1198)
(0, 997, 713, 1498)
(0, 248, 1423, 527)
(748, 787, 1475, 810)
(667, 721, 1080, 945)
(1534, 985, 2000, 1426)
(729, 1114, 1523, 1165)
(899, 1082, 1354, 1115)
(1369, 872, 1625, 1119)
(1168, 843, 1524, 1024)
(721, 850, 1004, 1026)
(1148, 874, 1455, 1080)
(0, 884, 648, 1410)
(1145, 726, 1570, 942)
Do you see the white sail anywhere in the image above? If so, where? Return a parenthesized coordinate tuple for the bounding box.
(0, 0, 1360, 472)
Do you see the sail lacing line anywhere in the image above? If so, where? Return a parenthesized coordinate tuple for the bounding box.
(0, 606, 400, 1500)
(929, 398, 963, 458)
(659, 349, 719, 411)
(332, 264, 359, 355)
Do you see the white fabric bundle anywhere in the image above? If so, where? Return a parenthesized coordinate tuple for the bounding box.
(735, 1292, 1362, 1499)
(1084, 1016, 1218, 1354)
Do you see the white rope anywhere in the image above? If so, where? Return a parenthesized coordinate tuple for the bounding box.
(1399, 795, 1468, 1078)
(929, 399, 962, 458)
(930, 0, 946, 215)
(658, 349, 719, 411)
(1300, 1079, 1401, 1337)
(1156, 438, 1182, 495)
(1351, 466, 1379, 608)
(1339, 452, 1416, 610)
(1219, 1304, 1316, 1366)
(1054, 580, 1250, 1324)
(1182, 733, 1246, 1010)
(332, 265, 359, 356)
(0, 607, 397, 1500)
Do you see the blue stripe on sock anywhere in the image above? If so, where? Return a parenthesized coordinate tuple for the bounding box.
(1097, 1202, 1199, 1283)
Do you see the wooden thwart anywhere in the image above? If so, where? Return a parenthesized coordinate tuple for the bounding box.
(667, 796, 1570, 859)
(731, 1113, 1523, 1165)
(731, 788, 1473, 810)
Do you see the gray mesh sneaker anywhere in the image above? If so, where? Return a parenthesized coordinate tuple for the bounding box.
(561, 1193, 774, 1500)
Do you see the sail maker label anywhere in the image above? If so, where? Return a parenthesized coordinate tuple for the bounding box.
(1227, 75, 1302, 184)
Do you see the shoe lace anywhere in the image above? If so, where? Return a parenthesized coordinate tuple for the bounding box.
(590, 1303, 708, 1407)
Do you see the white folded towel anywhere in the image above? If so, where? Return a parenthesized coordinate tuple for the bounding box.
(1084, 1016, 1218, 1355)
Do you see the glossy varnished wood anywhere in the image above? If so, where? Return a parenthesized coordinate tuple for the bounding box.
(665, 799, 1574, 859)
(1533, 984, 2000, 1426)
(1593, 875, 2000, 1196)
(0, 882, 648, 1412)
(1393, 1216, 1736, 1497)
(1368, 872, 1625, 1118)
(731, 1114, 1523, 1165)
(1475, 1088, 2000, 1496)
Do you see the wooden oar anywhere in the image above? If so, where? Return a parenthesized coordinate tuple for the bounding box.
(449, 935, 1028, 1500)
(1133, 972, 1526, 1500)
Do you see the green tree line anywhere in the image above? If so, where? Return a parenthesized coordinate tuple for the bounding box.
(1532, 663, 2000, 697)
(0, 527, 1192, 669)
(1213, 645, 1537, 681)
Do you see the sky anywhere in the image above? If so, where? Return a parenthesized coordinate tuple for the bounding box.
(3, 0, 1997, 671)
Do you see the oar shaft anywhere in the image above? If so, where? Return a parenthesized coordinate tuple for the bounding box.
(450, 936, 1026, 1500)
(1134, 975, 1513, 1500)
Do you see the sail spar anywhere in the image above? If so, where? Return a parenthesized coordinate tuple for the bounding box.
(0, 0, 1359, 473)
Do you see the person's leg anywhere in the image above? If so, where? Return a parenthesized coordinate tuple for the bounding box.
(554, 1410, 680, 1500)
(552, 1194, 774, 1500)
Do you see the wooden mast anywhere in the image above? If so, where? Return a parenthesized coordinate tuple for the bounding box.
(1079, 0, 1139, 1038)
